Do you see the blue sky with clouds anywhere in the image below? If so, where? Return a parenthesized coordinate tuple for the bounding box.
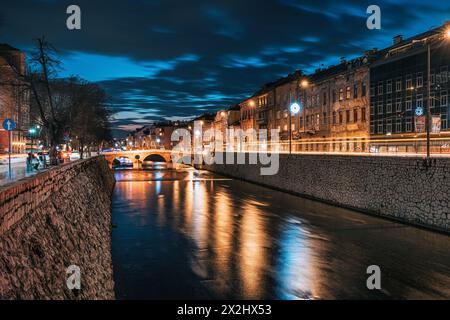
(0, 0, 449, 135)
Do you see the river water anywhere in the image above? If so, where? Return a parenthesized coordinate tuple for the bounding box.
(111, 166, 450, 300)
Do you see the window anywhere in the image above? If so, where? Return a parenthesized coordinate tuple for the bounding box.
(417, 94, 423, 109)
(430, 92, 435, 108)
(396, 120, 402, 133)
(406, 118, 412, 132)
(323, 112, 327, 125)
(442, 114, 448, 130)
(299, 117, 303, 128)
(362, 82, 367, 97)
(339, 111, 343, 124)
(431, 72, 435, 85)
(406, 75, 412, 90)
(396, 78, 402, 92)
(406, 96, 412, 111)
(353, 109, 358, 122)
(276, 111, 281, 119)
(332, 112, 336, 125)
(370, 86, 375, 97)
(339, 88, 344, 101)
(354, 84, 358, 98)
(346, 110, 350, 122)
(370, 122, 375, 134)
(441, 90, 448, 107)
(416, 72, 423, 88)
(378, 121, 383, 134)
(284, 111, 288, 118)
(396, 98, 402, 112)
(378, 82, 383, 95)
(361, 107, 366, 122)
(323, 92, 327, 105)
(386, 100, 392, 113)
(346, 86, 351, 99)
(440, 66, 448, 84)
(291, 124, 295, 131)
(386, 120, 392, 133)
(378, 102, 383, 114)
(370, 104, 374, 116)
(332, 90, 336, 103)
(386, 80, 392, 93)
(283, 124, 288, 131)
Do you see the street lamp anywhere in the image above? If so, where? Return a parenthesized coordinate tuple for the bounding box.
(28, 126, 40, 154)
(289, 102, 301, 154)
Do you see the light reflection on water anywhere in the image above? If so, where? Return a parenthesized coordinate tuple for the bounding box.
(111, 167, 450, 300)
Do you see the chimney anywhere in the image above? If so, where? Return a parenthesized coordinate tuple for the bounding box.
(393, 35, 403, 45)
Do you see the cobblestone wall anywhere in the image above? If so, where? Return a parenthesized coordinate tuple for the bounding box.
(0, 156, 116, 299)
(198, 153, 450, 233)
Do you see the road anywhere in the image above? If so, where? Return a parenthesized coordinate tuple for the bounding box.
(0, 153, 82, 187)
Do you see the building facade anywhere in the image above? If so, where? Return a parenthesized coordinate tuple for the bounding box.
(298, 56, 371, 153)
(0, 44, 29, 154)
(370, 23, 450, 153)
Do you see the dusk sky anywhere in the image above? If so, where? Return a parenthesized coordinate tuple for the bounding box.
(1, 0, 449, 136)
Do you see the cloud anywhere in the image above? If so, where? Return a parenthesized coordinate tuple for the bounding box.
(0, 0, 448, 135)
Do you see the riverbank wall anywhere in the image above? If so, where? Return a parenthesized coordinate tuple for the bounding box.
(0, 156, 116, 299)
(197, 153, 450, 233)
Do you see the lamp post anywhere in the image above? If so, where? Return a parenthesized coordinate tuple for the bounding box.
(289, 102, 301, 154)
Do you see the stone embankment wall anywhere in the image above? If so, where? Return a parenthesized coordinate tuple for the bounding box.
(198, 153, 450, 233)
(0, 156, 116, 299)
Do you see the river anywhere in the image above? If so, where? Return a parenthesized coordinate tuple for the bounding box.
(111, 166, 450, 300)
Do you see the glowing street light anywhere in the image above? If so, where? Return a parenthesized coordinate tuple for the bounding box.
(300, 80, 309, 88)
(290, 102, 301, 115)
(289, 102, 302, 154)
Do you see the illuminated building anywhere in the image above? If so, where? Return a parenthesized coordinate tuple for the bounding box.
(0, 44, 30, 154)
(369, 22, 450, 153)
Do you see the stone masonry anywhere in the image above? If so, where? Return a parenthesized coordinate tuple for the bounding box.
(0, 156, 116, 299)
(199, 153, 450, 233)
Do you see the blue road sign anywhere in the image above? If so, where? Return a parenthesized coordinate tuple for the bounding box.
(2, 118, 16, 131)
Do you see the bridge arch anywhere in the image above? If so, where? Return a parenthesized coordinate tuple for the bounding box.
(103, 150, 173, 167)
(143, 154, 167, 163)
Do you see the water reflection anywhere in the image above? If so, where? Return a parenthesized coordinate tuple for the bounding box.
(112, 167, 450, 300)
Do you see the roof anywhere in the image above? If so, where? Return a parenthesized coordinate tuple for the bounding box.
(0, 43, 20, 52)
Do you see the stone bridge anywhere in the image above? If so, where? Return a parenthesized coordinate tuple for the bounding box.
(102, 149, 174, 167)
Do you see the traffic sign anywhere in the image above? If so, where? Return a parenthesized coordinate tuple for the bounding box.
(2, 118, 16, 131)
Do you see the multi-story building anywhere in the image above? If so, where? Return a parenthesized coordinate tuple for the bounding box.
(369, 22, 450, 154)
(298, 56, 371, 152)
(213, 105, 240, 149)
(0, 44, 29, 154)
